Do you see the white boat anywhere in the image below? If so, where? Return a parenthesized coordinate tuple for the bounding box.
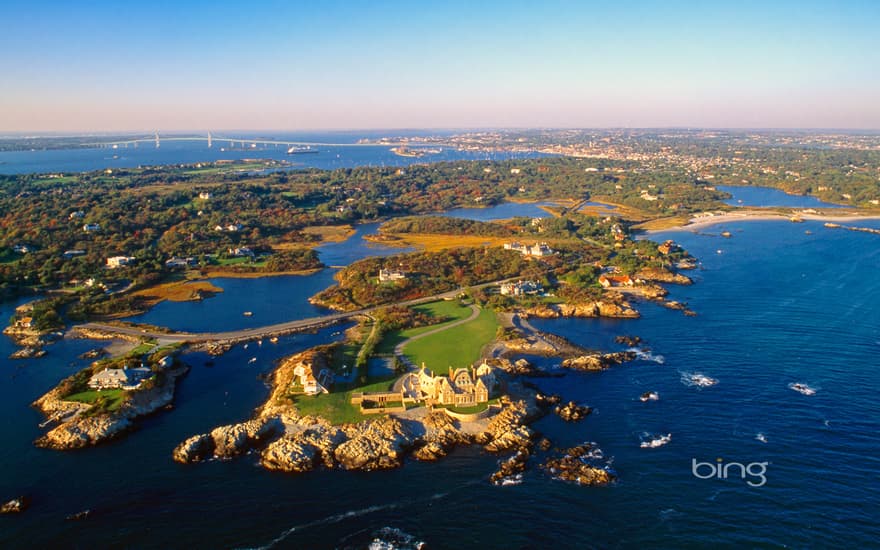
(789, 382, 816, 396)
(243, 311, 253, 317)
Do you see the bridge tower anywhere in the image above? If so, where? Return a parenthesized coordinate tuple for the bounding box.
(207, 131, 212, 148)
(155, 131, 160, 148)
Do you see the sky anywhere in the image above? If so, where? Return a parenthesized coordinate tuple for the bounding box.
(1, 0, 879, 132)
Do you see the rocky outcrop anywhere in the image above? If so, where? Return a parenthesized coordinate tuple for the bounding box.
(489, 449, 530, 485)
(542, 444, 616, 486)
(261, 425, 347, 472)
(554, 401, 592, 422)
(334, 416, 416, 471)
(35, 415, 133, 450)
(636, 267, 693, 285)
(523, 300, 639, 320)
(481, 401, 534, 453)
(561, 351, 637, 371)
(614, 335, 642, 347)
(211, 417, 282, 458)
(1, 497, 27, 514)
(33, 364, 189, 451)
(173, 434, 214, 464)
(9, 346, 47, 359)
(412, 412, 472, 461)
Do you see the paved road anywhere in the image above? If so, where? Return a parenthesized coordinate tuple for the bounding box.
(75, 277, 519, 343)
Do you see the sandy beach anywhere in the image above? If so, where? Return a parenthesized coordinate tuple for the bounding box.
(646, 209, 880, 234)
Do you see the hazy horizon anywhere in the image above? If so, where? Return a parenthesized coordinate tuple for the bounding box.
(3, 0, 878, 132)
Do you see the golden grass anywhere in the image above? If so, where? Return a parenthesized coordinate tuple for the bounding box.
(631, 216, 692, 231)
(369, 233, 514, 252)
(133, 280, 223, 304)
(299, 224, 356, 245)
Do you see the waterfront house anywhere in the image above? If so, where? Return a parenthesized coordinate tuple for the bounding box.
(379, 268, 407, 283)
(407, 362, 497, 407)
(87, 367, 152, 391)
(292, 360, 334, 395)
(69, 210, 85, 219)
(198, 192, 213, 200)
(657, 240, 680, 255)
(83, 223, 101, 232)
(598, 274, 636, 288)
(14, 317, 33, 329)
(13, 244, 33, 254)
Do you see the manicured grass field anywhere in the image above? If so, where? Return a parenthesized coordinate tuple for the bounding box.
(64, 389, 127, 411)
(403, 307, 498, 370)
(294, 376, 397, 425)
(374, 300, 474, 355)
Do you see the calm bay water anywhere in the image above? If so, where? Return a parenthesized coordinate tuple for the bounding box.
(1, 189, 878, 547)
(0, 132, 546, 175)
(717, 184, 846, 208)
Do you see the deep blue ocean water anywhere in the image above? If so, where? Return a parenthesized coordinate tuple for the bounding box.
(1, 187, 878, 547)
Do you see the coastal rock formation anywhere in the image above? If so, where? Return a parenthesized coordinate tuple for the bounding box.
(535, 393, 562, 408)
(614, 335, 642, 347)
(554, 401, 592, 422)
(482, 401, 534, 453)
(489, 449, 530, 485)
(542, 444, 615, 486)
(35, 415, 133, 450)
(334, 416, 415, 471)
(523, 300, 639, 320)
(412, 411, 472, 461)
(172, 434, 215, 464)
(561, 351, 637, 371)
(1, 497, 27, 514)
(636, 267, 693, 285)
(211, 417, 282, 458)
(33, 364, 189, 450)
(261, 425, 347, 472)
(9, 346, 47, 359)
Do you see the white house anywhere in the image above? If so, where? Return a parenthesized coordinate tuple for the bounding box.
(83, 223, 101, 232)
(379, 268, 407, 282)
(88, 367, 152, 391)
(106, 256, 135, 268)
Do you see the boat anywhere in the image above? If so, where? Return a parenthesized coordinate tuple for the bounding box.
(243, 311, 253, 317)
(269, 337, 279, 344)
(248, 357, 257, 364)
(287, 145, 318, 155)
(789, 382, 817, 396)
(720, 231, 732, 238)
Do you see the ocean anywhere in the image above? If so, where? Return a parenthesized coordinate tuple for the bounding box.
(1, 183, 878, 547)
(0, 131, 544, 175)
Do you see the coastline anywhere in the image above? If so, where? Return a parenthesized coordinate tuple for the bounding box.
(645, 209, 880, 234)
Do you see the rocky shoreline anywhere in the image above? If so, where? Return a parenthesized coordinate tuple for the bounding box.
(32, 363, 189, 450)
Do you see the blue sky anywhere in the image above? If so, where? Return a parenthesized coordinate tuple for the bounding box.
(2, 0, 878, 131)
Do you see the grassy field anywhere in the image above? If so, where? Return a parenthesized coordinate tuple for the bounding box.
(403, 307, 499, 370)
(133, 279, 223, 304)
(64, 389, 127, 411)
(374, 233, 513, 252)
(374, 300, 474, 355)
(298, 224, 356, 245)
(294, 376, 397, 425)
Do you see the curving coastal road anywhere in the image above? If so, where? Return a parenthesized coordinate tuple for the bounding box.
(75, 277, 520, 344)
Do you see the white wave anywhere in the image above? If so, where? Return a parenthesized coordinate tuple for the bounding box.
(755, 433, 768, 443)
(788, 382, 817, 396)
(628, 348, 665, 364)
(680, 371, 718, 388)
(368, 527, 426, 550)
(640, 391, 660, 402)
(497, 474, 523, 487)
(640, 433, 672, 448)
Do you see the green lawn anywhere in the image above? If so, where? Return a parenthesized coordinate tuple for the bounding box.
(214, 256, 267, 267)
(375, 300, 474, 355)
(294, 376, 397, 425)
(403, 307, 499, 371)
(64, 389, 127, 412)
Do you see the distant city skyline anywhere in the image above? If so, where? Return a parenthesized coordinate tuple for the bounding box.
(2, 0, 879, 132)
